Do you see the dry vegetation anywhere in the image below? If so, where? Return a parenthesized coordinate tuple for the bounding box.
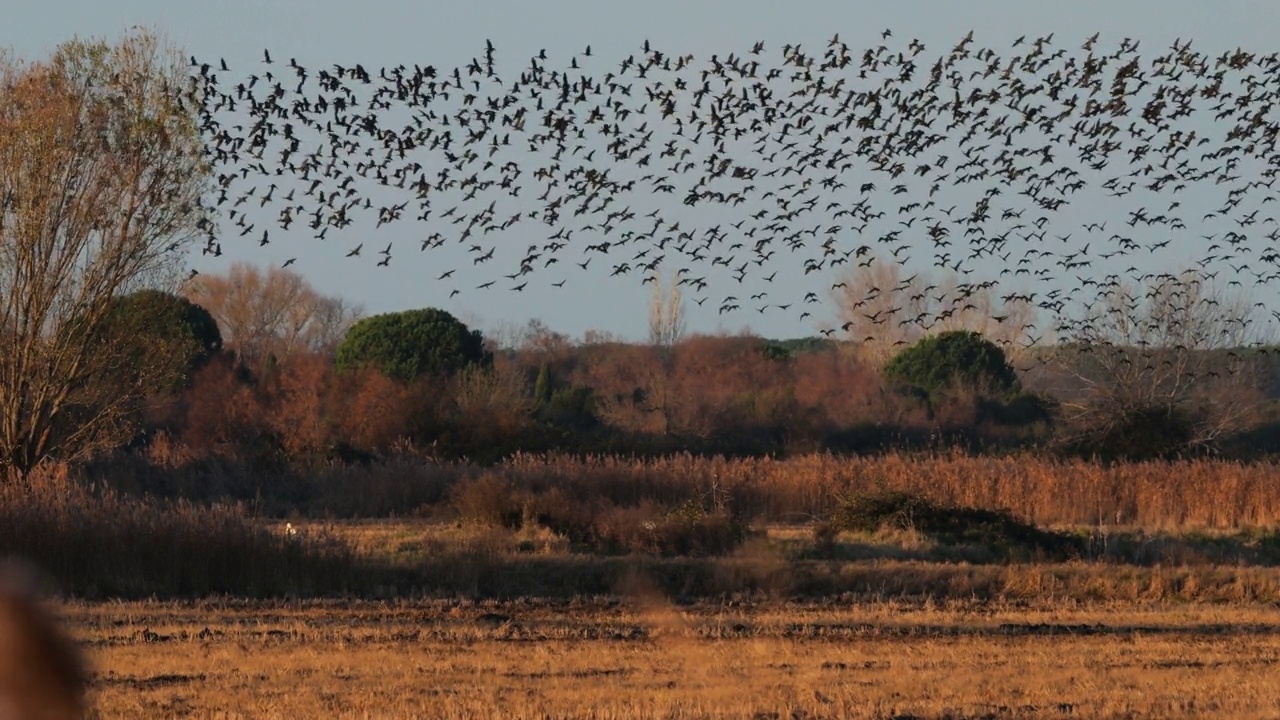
(63, 597, 1280, 719)
(8, 455, 1280, 716)
(7, 30, 1280, 720)
(12, 453, 1280, 601)
(95, 450, 1280, 531)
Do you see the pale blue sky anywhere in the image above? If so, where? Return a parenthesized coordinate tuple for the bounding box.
(9, 1, 1280, 342)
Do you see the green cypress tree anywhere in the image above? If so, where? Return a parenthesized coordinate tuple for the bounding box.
(534, 361, 553, 406)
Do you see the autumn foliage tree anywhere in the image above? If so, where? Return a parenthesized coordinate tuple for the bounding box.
(0, 30, 210, 478)
(182, 261, 362, 370)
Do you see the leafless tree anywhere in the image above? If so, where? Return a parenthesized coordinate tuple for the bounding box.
(1047, 270, 1271, 455)
(831, 257, 1036, 367)
(647, 270, 686, 348)
(182, 262, 363, 368)
(452, 360, 536, 419)
(0, 30, 209, 478)
(513, 318, 572, 357)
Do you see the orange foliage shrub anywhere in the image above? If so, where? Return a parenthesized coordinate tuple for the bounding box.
(791, 350, 887, 427)
(268, 353, 333, 456)
(177, 354, 273, 457)
(666, 335, 793, 438)
(331, 367, 412, 453)
(571, 342, 669, 435)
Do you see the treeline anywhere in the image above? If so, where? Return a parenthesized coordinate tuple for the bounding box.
(122, 295, 1041, 468)
(143, 328, 1029, 466)
(83, 265, 1278, 475)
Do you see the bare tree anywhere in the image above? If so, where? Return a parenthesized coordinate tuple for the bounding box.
(515, 318, 572, 357)
(647, 270, 686, 348)
(0, 30, 209, 478)
(452, 360, 536, 419)
(182, 262, 362, 368)
(305, 294, 364, 356)
(1048, 271, 1271, 456)
(831, 256, 1036, 366)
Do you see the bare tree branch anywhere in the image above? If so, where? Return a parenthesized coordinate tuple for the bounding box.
(1048, 270, 1272, 455)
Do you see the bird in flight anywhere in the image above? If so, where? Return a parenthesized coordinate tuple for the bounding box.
(181, 29, 1280, 363)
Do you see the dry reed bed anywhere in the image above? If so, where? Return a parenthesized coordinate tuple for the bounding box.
(318, 520, 1280, 602)
(10, 456, 1280, 601)
(68, 598, 1280, 719)
(0, 466, 364, 598)
(99, 450, 1280, 530)
(487, 452, 1280, 529)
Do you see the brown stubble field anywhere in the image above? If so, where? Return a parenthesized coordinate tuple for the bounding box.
(72, 596, 1280, 719)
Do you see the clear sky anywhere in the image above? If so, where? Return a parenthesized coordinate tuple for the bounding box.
(8, 1, 1280, 343)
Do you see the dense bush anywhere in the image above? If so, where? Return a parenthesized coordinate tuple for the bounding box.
(107, 289, 222, 357)
(335, 308, 491, 382)
(883, 331, 1020, 401)
(449, 474, 746, 557)
(90, 321, 1280, 475)
(530, 360, 598, 430)
(980, 392, 1056, 427)
(95, 289, 223, 392)
(590, 501, 746, 557)
(1060, 405, 1198, 462)
(816, 490, 1082, 561)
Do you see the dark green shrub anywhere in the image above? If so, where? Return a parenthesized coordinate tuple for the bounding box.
(528, 360, 597, 430)
(96, 289, 223, 393)
(540, 386, 598, 430)
(980, 391, 1057, 427)
(760, 337, 837, 359)
(760, 341, 791, 362)
(882, 331, 1019, 402)
(533, 361, 553, 405)
(335, 308, 491, 382)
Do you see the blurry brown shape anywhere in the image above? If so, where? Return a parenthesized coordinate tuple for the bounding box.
(0, 563, 84, 720)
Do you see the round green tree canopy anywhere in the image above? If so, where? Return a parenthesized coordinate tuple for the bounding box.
(335, 308, 491, 381)
(103, 289, 222, 357)
(96, 290, 223, 392)
(882, 330, 1019, 398)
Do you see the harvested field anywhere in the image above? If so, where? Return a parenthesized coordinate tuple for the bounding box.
(73, 598, 1280, 719)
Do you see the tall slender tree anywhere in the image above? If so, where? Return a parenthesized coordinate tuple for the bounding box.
(647, 270, 686, 348)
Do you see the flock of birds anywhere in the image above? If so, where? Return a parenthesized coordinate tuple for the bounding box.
(185, 30, 1280, 353)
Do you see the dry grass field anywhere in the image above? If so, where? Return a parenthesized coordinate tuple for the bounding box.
(71, 597, 1280, 719)
(11, 454, 1280, 718)
(61, 520, 1280, 719)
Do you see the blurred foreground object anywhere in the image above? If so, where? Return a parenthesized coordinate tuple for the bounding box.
(0, 563, 84, 720)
